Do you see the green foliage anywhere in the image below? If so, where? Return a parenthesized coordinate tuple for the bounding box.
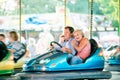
(94, 0, 119, 31)
(21, 0, 59, 14)
(67, 0, 89, 14)
(0, 0, 119, 18)
(93, 2, 103, 15)
(112, 20, 119, 27)
(94, 0, 119, 21)
(21, 0, 90, 14)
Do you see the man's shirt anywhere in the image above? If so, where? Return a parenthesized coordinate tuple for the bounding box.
(57, 37, 76, 55)
(7, 41, 26, 59)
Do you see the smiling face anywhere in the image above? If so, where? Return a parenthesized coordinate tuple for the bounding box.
(73, 30, 84, 42)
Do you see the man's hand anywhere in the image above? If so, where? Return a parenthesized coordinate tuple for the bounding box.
(61, 47, 72, 53)
(61, 47, 67, 53)
(8, 49, 16, 53)
(50, 45, 54, 50)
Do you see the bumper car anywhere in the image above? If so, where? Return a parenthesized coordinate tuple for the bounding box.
(107, 55, 120, 65)
(103, 44, 119, 60)
(23, 39, 106, 71)
(14, 45, 29, 73)
(14, 56, 29, 69)
(13, 43, 28, 69)
(105, 46, 120, 71)
(14, 56, 29, 75)
(0, 41, 14, 75)
(17, 39, 111, 79)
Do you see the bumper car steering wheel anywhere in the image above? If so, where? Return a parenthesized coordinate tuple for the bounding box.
(50, 41, 62, 53)
(50, 41, 62, 48)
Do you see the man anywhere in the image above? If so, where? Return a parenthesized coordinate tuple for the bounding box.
(61, 26, 76, 55)
(52, 26, 76, 55)
(0, 34, 6, 43)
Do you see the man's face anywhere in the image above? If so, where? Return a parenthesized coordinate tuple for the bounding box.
(64, 28, 72, 40)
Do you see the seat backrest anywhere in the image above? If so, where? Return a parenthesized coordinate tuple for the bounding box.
(83, 39, 98, 62)
(0, 41, 8, 62)
(14, 43, 27, 63)
(89, 39, 98, 55)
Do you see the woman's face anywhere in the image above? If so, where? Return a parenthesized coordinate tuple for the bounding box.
(74, 32, 83, 41)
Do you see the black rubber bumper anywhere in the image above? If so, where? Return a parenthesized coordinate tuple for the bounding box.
(15, 71, 111, 80)
(0, 76, 20, 80)
(105, 64, 120, 71)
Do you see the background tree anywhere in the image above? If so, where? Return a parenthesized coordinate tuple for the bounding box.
(94, 0, 119, 28)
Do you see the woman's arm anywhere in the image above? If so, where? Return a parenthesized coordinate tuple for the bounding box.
(72, 38, 88, 52)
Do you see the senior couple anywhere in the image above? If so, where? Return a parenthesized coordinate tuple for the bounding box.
(51, 26, 91, 65)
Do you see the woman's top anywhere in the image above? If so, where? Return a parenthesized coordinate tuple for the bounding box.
(77, 38, 91, 60)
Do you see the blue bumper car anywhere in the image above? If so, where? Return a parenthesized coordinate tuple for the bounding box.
(105, 46, 120, 71)
(23, 39, 105, 71)
(23, 48, 104, 71)
(107, 56, 120, 65)
(20, 39, 111, 79)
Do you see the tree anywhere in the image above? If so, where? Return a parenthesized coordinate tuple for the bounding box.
(94, 0, 119, 27)
(21, 0, 63, 14)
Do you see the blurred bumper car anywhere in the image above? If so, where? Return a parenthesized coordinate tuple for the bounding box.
(0, 41, 14, 75)
(14, 56, 29, 69)
(105, 46, 120, 71)
(103, 44, 119, 60)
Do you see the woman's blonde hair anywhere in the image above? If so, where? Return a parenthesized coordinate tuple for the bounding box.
(73, 30, 84, 37)
(9, 31, 18, 41)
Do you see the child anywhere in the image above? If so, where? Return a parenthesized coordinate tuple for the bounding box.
(59, 35, 65, 45)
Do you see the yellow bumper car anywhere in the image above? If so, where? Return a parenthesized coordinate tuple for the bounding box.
(0, 41, 14, 75)
(14, 56, 29, 69)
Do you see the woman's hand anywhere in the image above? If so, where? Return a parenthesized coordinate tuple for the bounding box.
(71, 39, 77, 46)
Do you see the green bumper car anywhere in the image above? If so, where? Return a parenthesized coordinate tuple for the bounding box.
(0, 41, 14, 75)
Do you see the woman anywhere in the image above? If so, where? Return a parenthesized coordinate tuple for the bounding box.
(70, 30, 91, 65)
(7, 31, 26, 63)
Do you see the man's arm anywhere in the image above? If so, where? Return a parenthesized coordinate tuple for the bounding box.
(8, 49, 16, 53)
(61, 47, 72, 53)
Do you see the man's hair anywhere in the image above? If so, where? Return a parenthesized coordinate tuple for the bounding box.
(65, 26, 74, 33)
(9, 31, 18, 41)
(0, 34, 5, 38)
